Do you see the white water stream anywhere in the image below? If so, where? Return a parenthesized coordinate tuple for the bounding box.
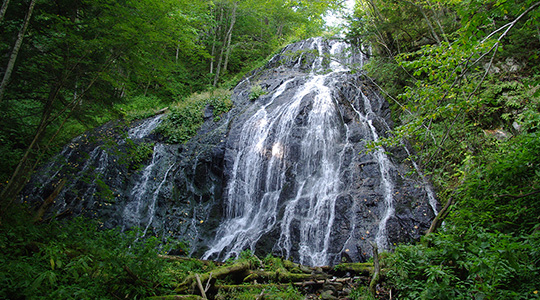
(203, 38, 392, 265)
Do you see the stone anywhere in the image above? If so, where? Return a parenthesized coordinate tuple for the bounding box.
(320, 290, 337, 300)
(22, 37, 436, 265)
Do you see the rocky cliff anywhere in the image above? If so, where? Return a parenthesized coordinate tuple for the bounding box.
(23, 37, 436, 266)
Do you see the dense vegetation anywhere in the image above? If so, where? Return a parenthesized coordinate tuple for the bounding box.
(0, 0, 341, 214)
(0, 210, 314, 299)
(0, 0, 345, 298)
(2, 0, 540, 298)
(347, 0, 540, 298)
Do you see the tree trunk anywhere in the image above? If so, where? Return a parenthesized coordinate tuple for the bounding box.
(243, 270, 327, 283)
(33, 179, 66, 223)
(213, 1, 237, 87)
(0, 0, 37, 103)
(222, 1, 237, 74)
(425, 195, 454, 236)
(0, 0, 10, 21)
(210, 6, 225, 75)
(369, 242, 381, 295)
(0, 84, 61, 218)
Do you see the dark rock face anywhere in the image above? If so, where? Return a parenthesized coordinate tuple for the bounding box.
(23, 37, 436, 265)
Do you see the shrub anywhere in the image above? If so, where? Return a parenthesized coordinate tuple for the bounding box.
(248, 83, 267, 101)
(156, 88, 232, 143)
(0, 211, 180, 299)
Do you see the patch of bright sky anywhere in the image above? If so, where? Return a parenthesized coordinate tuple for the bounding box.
(324, 0, 355, 28)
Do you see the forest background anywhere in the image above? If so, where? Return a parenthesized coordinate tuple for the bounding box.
(0, 0, 539, 299)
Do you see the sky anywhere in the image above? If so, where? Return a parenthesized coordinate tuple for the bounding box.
(324, 0, 356, 27)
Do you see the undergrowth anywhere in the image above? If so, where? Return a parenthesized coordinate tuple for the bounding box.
(156, 88, 233, 143)
(0, 210, 181, 299)
(378, 132, 540, 299)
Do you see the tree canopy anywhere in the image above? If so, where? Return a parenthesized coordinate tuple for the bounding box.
(347, 0, 540, 298)
(0, 0, 341, 213)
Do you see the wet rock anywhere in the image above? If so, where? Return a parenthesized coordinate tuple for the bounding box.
(320, 290, 338, 300)
(22, 37, 435, 265)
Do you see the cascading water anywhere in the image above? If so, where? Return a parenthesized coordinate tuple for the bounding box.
(24, 37, 437, 266)
(203, 37, 402, 265)
(122, 143, 175, 236)
(128, 114, 163, 140)
(349, 90, 395, 249)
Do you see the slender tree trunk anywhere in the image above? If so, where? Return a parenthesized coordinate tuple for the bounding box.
(210, 6, 225, 75)
(362, 0, 396, 56)
(222, 1, 237, 74)
(213, 1, 237, 86)
(0, 52, 118, 220)
(213, 45, 224, 86)
(416, 4, 442, 46)
(144, 78, 151, 96)
(0, 0, 10, 21)
(0, 84, 61, 218)
(428, 3, 450, 44)
(0, 0, 37, 104)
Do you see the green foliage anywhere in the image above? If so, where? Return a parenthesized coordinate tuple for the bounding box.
(127, 140, 155, 169)
(157, 89, 233, 143)
(349, 0, 459, 57)
(115, 95, 167, 121)
(0, 211, 182, 299)
(0, 0, 341, 202)
(454, 133, 540, 234)
(248, 83, 267, 101)
(349, 1, 540, 298)
(385, 229, 540, 300)
(263, 254, 286, 272)
(349, 286, 377, 300)
(350, 0, 540, 185)
(215, 285, 303, 300)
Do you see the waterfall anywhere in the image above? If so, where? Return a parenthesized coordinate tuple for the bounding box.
(128, 115, 163, 139)
(24, 37, 436, 266)
(348, 90, 395, 250)
(203, 38, 379, 265)
(122, 143, 174, 235)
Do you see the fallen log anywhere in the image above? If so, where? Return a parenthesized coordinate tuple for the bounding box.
(147, 295, 204, 300)
(243, 270, 327, 283)
(175, 260, 252, 293)
(216, 283, 290, 291)
(333, 262, 373, 276)
(158, 255, 219, 266)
